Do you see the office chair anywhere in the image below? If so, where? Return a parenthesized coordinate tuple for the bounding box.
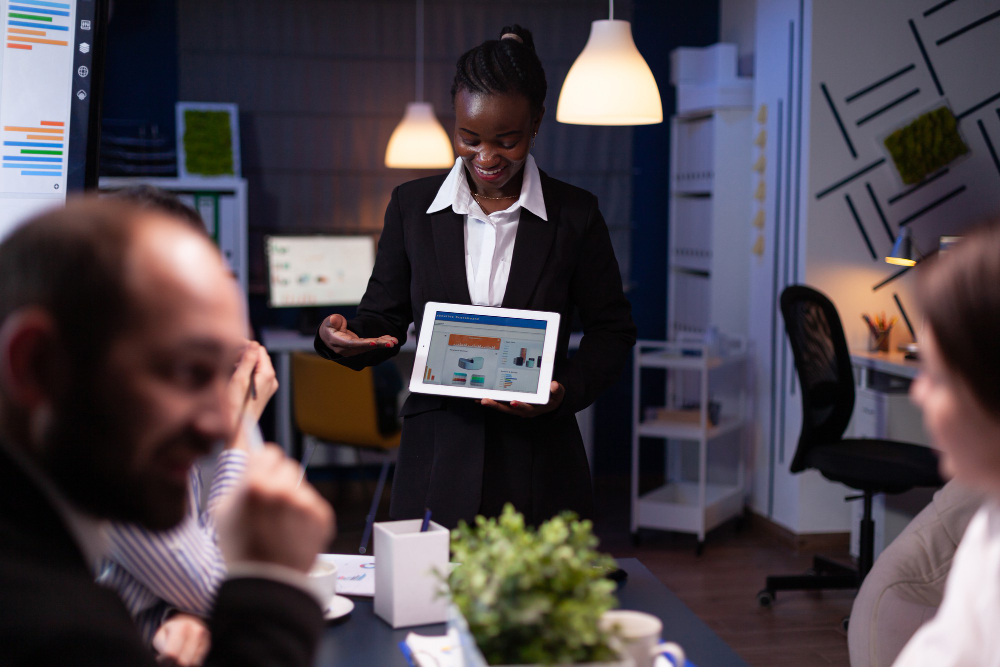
(756, 286, 943, 610)
(291, 352, 402, 553)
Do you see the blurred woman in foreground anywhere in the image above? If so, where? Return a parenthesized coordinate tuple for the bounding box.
(894, 221, 1000, 666)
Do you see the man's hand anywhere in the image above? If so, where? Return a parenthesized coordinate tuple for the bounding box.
(226, 341, 279, 451)
(318, 314, 397, 357)
(216, 446, 335, 573)
(153, 613, 210, 667)
(481, 381, 565, 418)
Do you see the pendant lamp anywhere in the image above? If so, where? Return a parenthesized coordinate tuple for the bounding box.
(556, 0, 662, 126)
(385, 0, 453, 168)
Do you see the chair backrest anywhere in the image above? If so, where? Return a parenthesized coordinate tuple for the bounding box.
(291, 352, 402, 451)
(779, 285, 856, 473)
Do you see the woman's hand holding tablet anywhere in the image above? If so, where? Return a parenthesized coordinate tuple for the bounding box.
(319, 313, 398, 356)
(481, 380, 565, 418)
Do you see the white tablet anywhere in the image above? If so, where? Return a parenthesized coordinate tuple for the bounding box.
(410, 302, 561, 404)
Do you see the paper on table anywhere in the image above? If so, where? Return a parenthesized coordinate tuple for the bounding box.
(317, 553, 375, 597)
(400, 629, 464, 667)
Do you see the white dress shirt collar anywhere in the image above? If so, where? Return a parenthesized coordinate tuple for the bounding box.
(427, 154, 548, 221)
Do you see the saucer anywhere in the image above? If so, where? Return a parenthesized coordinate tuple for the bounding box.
(324, 594, 355, 621)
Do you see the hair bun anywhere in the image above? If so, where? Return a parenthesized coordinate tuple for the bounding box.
(498, 24, 536, 53)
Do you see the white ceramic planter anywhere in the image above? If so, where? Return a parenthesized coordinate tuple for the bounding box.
(447, 605, 636, 667)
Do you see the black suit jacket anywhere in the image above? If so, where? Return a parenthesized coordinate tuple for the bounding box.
(0, 445, 324, 666)
(315, 170, 636, 527)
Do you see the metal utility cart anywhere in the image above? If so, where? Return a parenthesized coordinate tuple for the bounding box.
(631, 337, 749, 554)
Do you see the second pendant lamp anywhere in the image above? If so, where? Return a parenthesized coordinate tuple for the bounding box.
(556, 0, 662, 126)
(385, 0, 453, 168)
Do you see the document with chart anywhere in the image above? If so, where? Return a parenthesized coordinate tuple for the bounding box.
(410, 303, 560, 405)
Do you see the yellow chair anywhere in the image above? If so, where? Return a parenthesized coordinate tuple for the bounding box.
(292, 351, 401, 553)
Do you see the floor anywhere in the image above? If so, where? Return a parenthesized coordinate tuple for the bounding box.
(316, 472, 855, 667)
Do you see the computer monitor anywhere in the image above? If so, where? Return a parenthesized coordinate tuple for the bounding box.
(0, 0, 108, 239)
(265, 234, 376, 308)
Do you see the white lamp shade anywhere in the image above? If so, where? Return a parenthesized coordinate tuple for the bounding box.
(385, 102, 454, 168)
(556, 20, 663, 126)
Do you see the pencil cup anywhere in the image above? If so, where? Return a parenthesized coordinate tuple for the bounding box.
(373, 519, 450, 628)
(868, 330, 890, 353)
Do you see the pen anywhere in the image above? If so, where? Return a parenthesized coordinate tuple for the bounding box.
(862, 314, 879, 337)
(297, 440, 317, 487)
(420, 508, 432, 532)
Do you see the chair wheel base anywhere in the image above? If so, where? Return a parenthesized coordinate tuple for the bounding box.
(756, 589, 775, 608)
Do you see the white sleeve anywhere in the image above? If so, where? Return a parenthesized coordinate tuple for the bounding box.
(892, 507, 990, 667)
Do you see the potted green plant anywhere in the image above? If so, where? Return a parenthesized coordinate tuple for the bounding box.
(446, 504, 631, 667)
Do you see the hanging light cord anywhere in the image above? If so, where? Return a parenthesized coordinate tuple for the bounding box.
(609, 0, 614, 20)
(416, 0, 424, 102)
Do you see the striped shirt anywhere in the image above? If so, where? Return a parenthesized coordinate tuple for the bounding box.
(97, 450, 247, 642)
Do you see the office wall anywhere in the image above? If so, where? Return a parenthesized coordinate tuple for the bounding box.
(750, 0, 1000, 534)
(102, 0, 179, 141)
(176, 0, 633, 291)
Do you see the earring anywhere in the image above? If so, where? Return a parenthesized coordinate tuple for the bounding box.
(531, 133, 536, 149)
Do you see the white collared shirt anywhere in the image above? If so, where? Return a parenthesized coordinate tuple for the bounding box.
(427, 154, 547, 307)
(893, 501, 1000, 667)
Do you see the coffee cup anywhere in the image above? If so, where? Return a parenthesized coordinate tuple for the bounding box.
(600, 610, 686, 667)
(308, 559, 339, 607)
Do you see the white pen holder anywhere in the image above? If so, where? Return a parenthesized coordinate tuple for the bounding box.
(374, 519, 450, 628)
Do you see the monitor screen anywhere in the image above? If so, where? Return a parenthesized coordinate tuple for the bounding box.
(0, 0, 107, 239)
(266, 235, 376, 307)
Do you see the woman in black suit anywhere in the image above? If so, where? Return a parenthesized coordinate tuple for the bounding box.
(315, 25, 636, 528)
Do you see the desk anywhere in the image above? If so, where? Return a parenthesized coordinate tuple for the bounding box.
(260, 327, 417, 455)
(849, 350, 932, 560)
(849, 350, 926, 446)
(315, 558, 746, 667)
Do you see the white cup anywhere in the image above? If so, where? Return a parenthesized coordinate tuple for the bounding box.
(308, 559, 339, 607)
(600, 610, 686, 667)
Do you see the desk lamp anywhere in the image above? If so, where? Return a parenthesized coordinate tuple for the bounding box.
(885, 226, 921, 266)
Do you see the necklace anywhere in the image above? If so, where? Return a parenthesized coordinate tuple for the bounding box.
(472, 191, 518, 202)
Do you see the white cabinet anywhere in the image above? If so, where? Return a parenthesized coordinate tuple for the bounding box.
(99, 177, 249, 293)
(668, 109, 753, 339)
(631, 338, 750, 552)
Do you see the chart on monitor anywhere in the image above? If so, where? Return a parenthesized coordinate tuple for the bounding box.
(0, 0, 105, 239)
(266, 235, 376, 307)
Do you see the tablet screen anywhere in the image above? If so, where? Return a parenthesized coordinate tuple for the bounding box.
(420, 310, 548, 394)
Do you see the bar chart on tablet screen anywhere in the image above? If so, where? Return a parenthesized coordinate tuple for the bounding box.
(0, 0, 75, 195)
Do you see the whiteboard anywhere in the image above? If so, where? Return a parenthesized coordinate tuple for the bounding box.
(265, 235, 375, 307)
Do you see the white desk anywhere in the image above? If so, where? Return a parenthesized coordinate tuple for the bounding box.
(849, 349, 933, 560)
(849, 350, 927, 447)
(261, 328, 593, 465)
(851, 349, 920, 382)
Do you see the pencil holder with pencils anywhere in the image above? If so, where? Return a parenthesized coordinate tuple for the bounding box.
(863, 313, 895, 353)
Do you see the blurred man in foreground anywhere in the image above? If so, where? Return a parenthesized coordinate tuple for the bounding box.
(0, 199, 333, 665)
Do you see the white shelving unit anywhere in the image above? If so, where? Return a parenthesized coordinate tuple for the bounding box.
(631, 338, 749, 553)
(99, 176, 249, 293)
(667, 108, 752, 339)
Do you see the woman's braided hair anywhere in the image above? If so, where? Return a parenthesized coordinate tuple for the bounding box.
(450, 24, 547, 116)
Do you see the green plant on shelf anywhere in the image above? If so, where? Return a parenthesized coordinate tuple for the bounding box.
(883, 106, 969, 185)
(448, 504, 620, 665)
(183, 110, 235, 176)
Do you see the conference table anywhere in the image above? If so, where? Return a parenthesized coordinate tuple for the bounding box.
(315, 558, 746, 667)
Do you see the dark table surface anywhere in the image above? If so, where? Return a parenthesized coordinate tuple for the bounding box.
(315, 557, 747, 667)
